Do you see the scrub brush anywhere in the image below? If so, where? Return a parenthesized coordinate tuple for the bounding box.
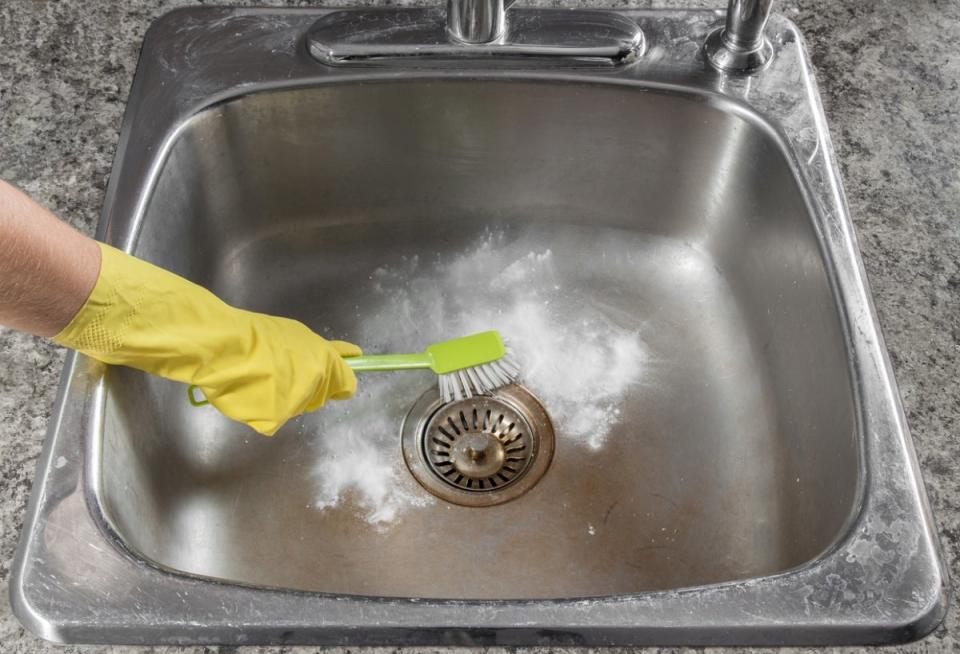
(187, 330, 519, 406)
(343, 330, 519, 402)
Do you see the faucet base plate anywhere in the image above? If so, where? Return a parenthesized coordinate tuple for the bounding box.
(307, 7, 645, 65)
(704, 26, 773, 73)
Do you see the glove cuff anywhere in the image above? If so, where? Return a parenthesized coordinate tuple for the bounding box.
(54, 242, 137, 357)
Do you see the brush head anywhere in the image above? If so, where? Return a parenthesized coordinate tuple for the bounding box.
(426, 331, 506, 374)
(427, 331, 520, 403)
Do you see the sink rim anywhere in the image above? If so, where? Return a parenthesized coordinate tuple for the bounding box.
(10, 6, 947, 646)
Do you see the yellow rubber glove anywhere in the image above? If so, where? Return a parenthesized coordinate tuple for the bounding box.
(54, 242, 360, 436)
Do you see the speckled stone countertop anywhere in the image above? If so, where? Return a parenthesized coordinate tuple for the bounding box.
(1, 0, 958, 652)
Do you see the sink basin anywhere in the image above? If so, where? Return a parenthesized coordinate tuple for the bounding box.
(11, 6, 947, 646)
(104, 79, 858, 599)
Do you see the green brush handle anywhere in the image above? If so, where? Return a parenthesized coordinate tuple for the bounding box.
(343, 353, 433, 372)
(186, 352, 433, 407)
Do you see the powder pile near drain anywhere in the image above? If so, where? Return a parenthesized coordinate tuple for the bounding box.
(309, 229, 646, 525)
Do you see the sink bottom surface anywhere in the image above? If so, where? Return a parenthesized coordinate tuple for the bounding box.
(106, 220, 831, 599)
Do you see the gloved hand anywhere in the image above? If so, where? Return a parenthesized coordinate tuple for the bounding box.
(54, 242, 360, 436)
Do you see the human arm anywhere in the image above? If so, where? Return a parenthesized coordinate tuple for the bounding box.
(0, 180, 360, 435)
(0, 180, 101, 337)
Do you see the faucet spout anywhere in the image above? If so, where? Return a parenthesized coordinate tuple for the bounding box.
(723, 0, 773, 51)
(446, 0, 509, 44)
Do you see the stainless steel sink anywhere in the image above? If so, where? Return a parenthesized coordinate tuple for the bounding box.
(10, 6, 947, 646)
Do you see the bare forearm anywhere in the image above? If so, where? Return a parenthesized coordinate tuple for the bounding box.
(0, 180, 101, 338)
(0, 181, 360, 435)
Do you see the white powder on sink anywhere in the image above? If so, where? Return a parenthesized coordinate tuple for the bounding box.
(309, 228, 646, 525)
(307, 372, 434, 528)
(311, 424, 426, 526)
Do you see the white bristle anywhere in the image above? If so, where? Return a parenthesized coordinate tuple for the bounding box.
(489, 362, 508, 384)
(436, 347, 520, 403)
(440, 375, 453, 403)
(466, 367, 483, 394)
(458, 370, 473, 399)
(475, 365, 495, 389)
(500, 357, 520, 376)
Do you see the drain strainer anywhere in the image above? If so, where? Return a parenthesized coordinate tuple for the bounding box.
(401, 384, 555, 507)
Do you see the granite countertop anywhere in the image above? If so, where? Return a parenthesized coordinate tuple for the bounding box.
(1, 0, 958, 651)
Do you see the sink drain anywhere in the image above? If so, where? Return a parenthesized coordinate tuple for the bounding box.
(401, 384, 555, 507)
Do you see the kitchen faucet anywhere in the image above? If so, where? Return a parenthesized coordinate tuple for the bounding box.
(308, 0, 774, 73)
